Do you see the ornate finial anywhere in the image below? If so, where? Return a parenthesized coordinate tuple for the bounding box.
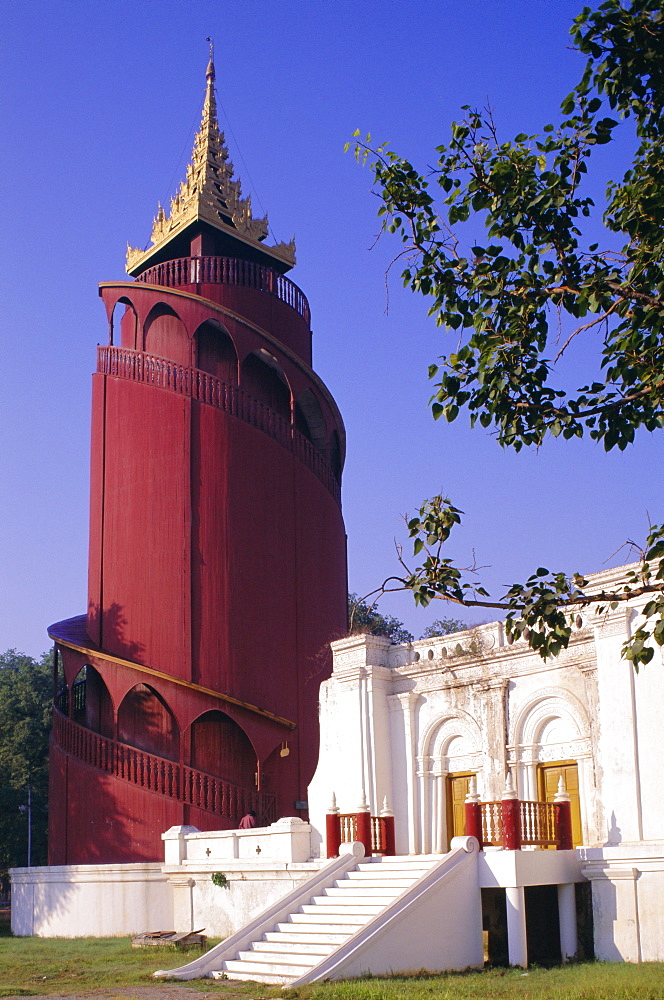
(126, 48, 296, 274)
(205, 37, 215, 81)
(502, 770, 518, 799)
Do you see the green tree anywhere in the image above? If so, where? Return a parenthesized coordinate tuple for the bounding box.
(420, 618, 477, 640)
(351, 0, 664, 668)
(348, 593, 414, 643)
(0, 650, 53, 878)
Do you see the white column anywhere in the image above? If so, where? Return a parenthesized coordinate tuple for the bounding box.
(506, 885, 528, 967)
(417, 756, 433, 854)
(558, 883, 578, 961)
(434, 767, 447, 853)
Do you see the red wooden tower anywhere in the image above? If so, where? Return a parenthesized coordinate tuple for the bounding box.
(48, 56, 347, 864)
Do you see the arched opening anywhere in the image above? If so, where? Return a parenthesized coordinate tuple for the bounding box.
(195, 320, 238, 383)
(189, 710, 256, 790)
(117, 684, 179, 761)
(420, 713, 483, 854)
(294, 388, 327, 453)
(144, 303, 190, 366)
(111, 298, 139, 350)
(329, 429, 343, 481)
(71, 665, 114, 738)
(240, 350, 290, 421)
(511, 690, 591, 845)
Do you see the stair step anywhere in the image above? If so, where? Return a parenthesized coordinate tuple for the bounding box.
(323, 887, 396, 900)
(286, 918, 367, 934)
(224, 959, 314, 978)
(252, 940, 332, 956)
(344, 871, 427, 880)
(214, 968, 293, 985)
(237, 949, 314, 966)
(300, 903, 384, 916)
(271, 926, 352, 943)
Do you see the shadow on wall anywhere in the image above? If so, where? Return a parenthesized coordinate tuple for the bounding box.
(88, 601, 145, 664)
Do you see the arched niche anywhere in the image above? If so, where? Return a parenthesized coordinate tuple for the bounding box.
(144, 303, 190, 366)
(194, 320, 238, 384)
(117, 683, 179, 762)
(188, 710, 256, 789)
(294, 387, 327, 453)
(240, 349, 291, 421)
(329, 429, 343, 481)
(112, 297, 139, 350)
(71, 665, 114, 739)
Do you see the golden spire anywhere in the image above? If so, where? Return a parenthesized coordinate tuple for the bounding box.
(127, 50, 296, 275)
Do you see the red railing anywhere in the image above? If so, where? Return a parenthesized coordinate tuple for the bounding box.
(97, 346, 340, 505)
(468, 798, 568, 850)
(327, 811, 395, 858)
(52, 709, 276, 825)
(135, 256, 310, 325)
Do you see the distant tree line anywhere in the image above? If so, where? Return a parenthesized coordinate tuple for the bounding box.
(0, 649, 52, 887)
(348, 593, 479, 643)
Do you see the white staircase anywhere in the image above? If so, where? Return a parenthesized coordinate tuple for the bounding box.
(216, 856, 438, 984)
(155, 838, 482, 985)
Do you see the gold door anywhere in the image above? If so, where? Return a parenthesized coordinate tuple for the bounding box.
(538, 761, 583, 847)
(446, 772, 475, 845)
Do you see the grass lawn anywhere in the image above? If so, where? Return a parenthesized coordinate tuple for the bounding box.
(0, 933, 662, 1000)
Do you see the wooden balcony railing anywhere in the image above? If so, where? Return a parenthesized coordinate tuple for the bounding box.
(327, 808, 396, 858)
(97, 346, 340, 504)
(52, 709, 276, 826)
(56, 678, 86, 716)
(467, 795, 571, 850)
(134, 256, 310, 325)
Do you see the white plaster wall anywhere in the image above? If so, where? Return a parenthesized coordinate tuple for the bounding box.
(186, 863, 322, 938)
(11, 864, 170, 937)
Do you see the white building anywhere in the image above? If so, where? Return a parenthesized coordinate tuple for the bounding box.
(308, 563, 664, 964)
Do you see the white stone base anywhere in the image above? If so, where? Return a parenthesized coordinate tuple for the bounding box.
(580, 843, 664, 962)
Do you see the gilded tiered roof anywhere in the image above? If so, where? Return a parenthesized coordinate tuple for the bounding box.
(127, 57, 295, 275)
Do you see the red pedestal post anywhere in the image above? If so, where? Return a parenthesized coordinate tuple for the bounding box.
(356, 810, 372, 857)
(326, 811, 341, 858)
(465, 800, 483, 848)
(555, 799, 573, 851)
(502, 797, 522, 851)
(382, 815, 396, 856)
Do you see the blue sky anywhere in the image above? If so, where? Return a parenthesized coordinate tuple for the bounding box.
(1, 0, 661, 657)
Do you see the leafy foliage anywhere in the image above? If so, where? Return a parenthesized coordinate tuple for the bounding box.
(348, 593, 414, 643)
(0, 649, 53, 877)
(350, 0, 664, 668)
(419, 617, 470, 640)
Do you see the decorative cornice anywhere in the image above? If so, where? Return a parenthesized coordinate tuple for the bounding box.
(127, 58, 295, 275)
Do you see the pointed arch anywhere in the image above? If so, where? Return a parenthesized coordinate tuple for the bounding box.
(294, 387, 327, 453)
(188, 709, 256, 789)
(240, 349, 291, 421)
(71, 664, 114, 739)
(194, 319, 238, 383)
(117, 683, 179, 761)
(329, 429, 343, 480)
(144, 303, 190, 366)
(110, 297, 138, 350)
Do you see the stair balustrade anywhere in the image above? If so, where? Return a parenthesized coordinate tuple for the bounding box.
(326, 809, 395, 858)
